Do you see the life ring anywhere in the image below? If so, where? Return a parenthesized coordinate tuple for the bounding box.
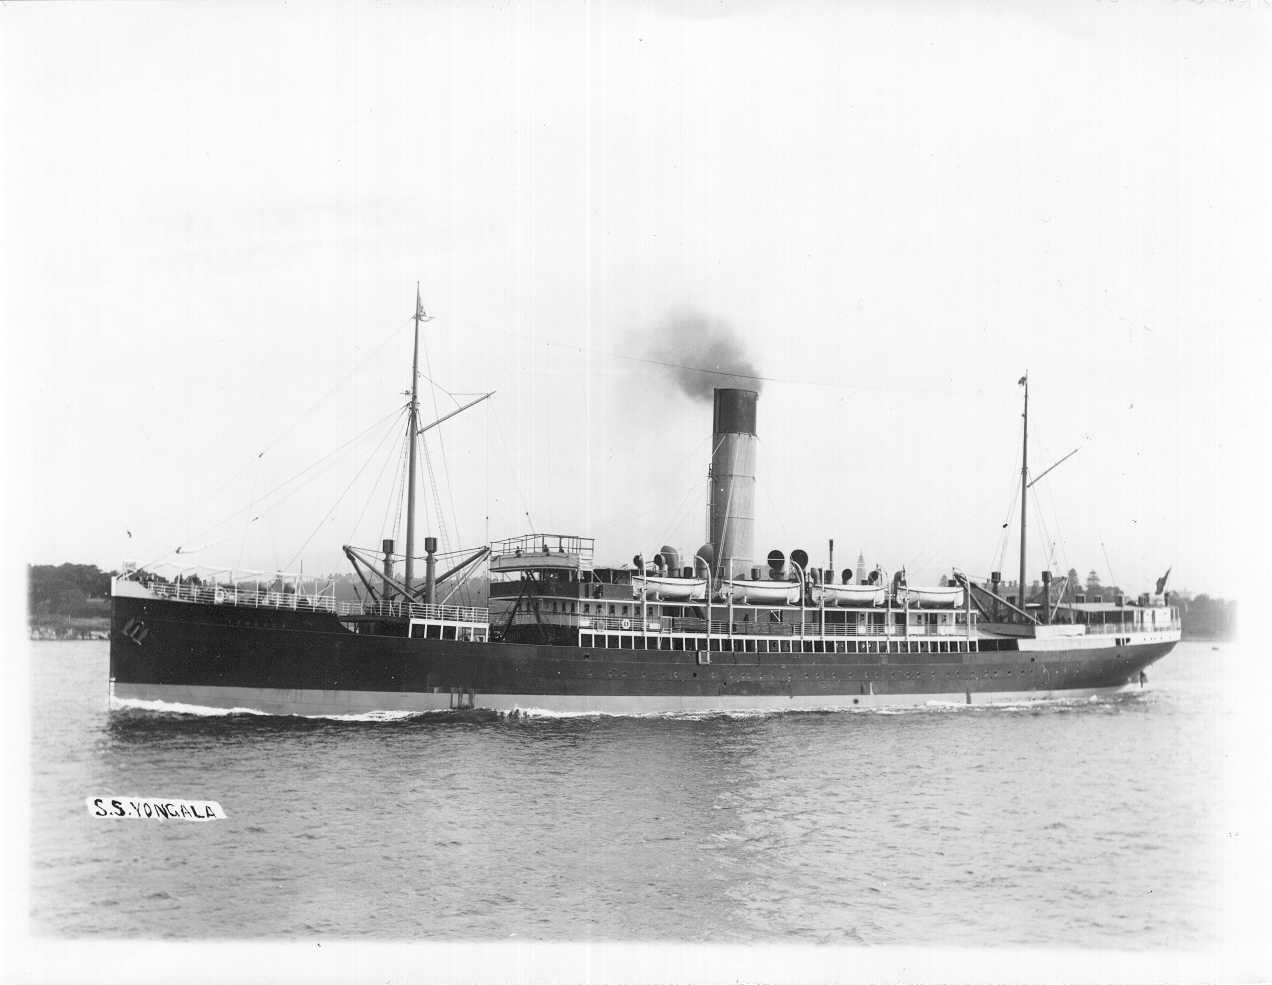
(620, 618, 632, 630)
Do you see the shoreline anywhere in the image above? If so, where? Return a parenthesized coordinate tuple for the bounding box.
(29, 617, 110, 641)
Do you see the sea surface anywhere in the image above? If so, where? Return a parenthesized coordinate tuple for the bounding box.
(29, 640, 1237, 946)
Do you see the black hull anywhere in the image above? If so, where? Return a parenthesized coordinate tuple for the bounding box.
(109, 595, 1177, 714)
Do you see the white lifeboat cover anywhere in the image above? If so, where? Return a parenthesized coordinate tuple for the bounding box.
(633, 574, 707, 601)
(901, 586, 965, 607)
(722, 578, 800, 605)
(816, 584, 886, 606)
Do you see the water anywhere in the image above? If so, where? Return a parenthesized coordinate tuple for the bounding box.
(30, 641, 1237, 945)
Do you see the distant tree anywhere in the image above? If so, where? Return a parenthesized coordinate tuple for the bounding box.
(1086, 570, 1103, 596)
(1181, 594, 1237, 640)
(28, 563, 117, 617)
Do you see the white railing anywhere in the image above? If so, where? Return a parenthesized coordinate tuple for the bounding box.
(358, 599, 489, 624)
(145, 579, 339, 612)
(142, 579, 488, 625)
(1083, 620, 1181, 636)
(495, 610, 972, 639)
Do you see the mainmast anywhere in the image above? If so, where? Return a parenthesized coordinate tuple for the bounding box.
(404, 284, 428, 593)
(1018, 373, 1029, 618)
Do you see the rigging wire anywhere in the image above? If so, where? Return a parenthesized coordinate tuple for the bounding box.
(1101, 540, 1119, 591)
(186, 320, 411, 524)
(254, 322, 407, 464)
(590, 432, 725, 534)
(136, 404, 407, 571)
(991, 470, 1022, 578)
(541, 339, 967, 395)
(487, 408, 537, 537)
(758, 441, 794, 547)
(219, 405, 407, 545)
(654, 435, 729, 549)
(382, 428, 411, 549)
(285, 408, 405, 571)
(1029, 483, 1058, 574)
(348, 418, 410, 547)
(418, 325, 462, 549)
(421, 435, 450, 553)
(1043, 479, 1074, 585)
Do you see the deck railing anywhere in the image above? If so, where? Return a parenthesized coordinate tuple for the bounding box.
(142, 579, 488, 625)
(1082, 619, 1181, 636)
(499, 610, 972, 639)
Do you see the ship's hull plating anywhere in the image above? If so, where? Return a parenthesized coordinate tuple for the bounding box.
(109, 596, 1176, 716)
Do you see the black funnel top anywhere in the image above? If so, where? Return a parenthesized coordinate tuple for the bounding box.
(712, 388, 758, 437)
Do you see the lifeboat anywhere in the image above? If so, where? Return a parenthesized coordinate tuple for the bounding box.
(815, 584, 886, 607)
(633, 575, 707, 601)
(899, 586, 965, 607)
(722, 578, 800, 605)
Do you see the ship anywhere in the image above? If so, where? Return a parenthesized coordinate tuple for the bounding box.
(109, 292, 1181, 716)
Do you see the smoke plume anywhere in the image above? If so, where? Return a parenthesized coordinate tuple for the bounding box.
(645, 309, 762, 401)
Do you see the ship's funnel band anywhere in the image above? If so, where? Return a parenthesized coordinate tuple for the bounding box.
(712, 388, 758, 437)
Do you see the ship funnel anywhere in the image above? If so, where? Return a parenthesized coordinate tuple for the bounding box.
(709, 388, 757, 580)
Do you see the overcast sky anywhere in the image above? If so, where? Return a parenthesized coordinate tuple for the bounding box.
(3, 0, 1268, 598)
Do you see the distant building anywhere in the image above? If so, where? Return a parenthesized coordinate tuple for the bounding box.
(855, 551, 866, 584)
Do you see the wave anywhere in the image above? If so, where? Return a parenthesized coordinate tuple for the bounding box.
(108, 696, 444, 723)
(109, 688, 1149, 724)
(110, 696, 272, 718)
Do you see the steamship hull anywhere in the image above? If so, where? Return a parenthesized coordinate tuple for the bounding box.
(109, 593, 1176, 716)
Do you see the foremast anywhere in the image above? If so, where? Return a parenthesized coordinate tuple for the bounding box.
(404, 284, 429, 593)
(1018, 373, 1028, 618)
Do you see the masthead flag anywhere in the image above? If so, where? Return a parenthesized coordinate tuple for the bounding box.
(1155, 568, 1172, 595)
(1018, 375, 1027, 386)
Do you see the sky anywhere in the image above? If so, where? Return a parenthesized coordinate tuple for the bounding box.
(3, 0, 1269, 600)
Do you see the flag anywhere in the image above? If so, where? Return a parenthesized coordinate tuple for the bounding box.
(1155, 568, 1171, 595)
(1017, 375, 1027, 386)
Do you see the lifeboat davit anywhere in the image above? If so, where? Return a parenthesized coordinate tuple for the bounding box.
(899, 586, 965, 607)
(815, 584, 887, 607)
(722, 578, 800, 605)
(633, 575, 708, 601)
